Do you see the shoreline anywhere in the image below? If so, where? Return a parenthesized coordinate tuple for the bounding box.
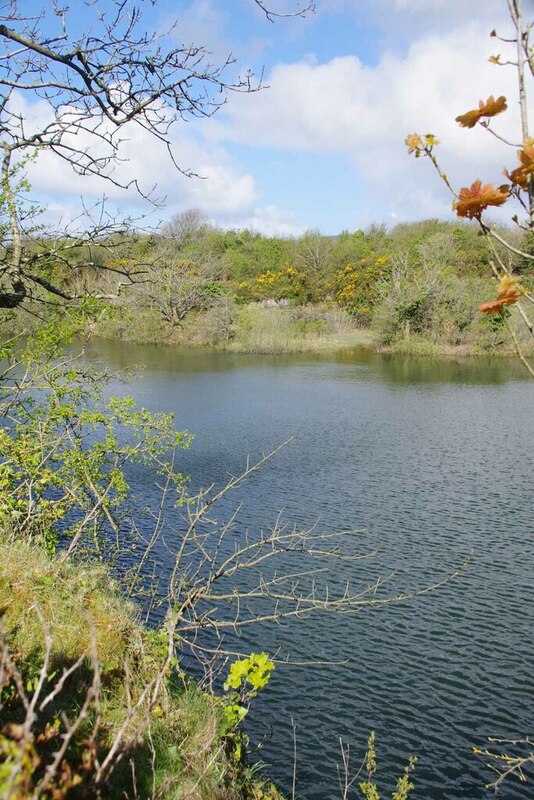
(82, 325, 526, 360)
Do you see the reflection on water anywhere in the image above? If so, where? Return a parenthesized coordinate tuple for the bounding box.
(79, 339, 533, 800)
(80, 337, 527, 385)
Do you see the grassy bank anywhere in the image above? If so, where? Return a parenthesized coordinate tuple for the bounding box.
(3, 299, 531, 360)
(373, 303, 534, 358)
(82, 301, 375, 354)
(83, 300, 533, 359)
(0, 538, 283, 800)
(225, 305, 374, 354)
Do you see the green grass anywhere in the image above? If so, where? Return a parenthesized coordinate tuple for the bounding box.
(79, 300, 374, 354)
(0, 538, 283, 800)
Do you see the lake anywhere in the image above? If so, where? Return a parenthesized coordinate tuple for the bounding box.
(83, 339, 533, 800)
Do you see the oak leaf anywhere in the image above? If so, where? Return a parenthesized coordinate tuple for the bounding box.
(504, 166, 529, 189)
(456, 95, 507, 128)
(454, 180, 510, 218)
(479, 275, 524, 313)
(504, 145, 534, 189)
(423, 133, 439, 147)
(455, 109, 481, 128)
(518, 145, 534, 175)
(478, 95, 507, 116)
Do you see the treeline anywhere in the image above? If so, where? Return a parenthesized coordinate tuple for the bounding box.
(10, 211, 534, 353)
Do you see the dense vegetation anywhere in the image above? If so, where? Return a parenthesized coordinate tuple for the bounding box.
(1, 0, 532, 794)
(5, 214, 531, 356)
(0, 324, 286, 799)
(0, 317, 421, 800)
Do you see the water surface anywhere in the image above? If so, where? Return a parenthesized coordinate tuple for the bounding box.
(84, 340, 533, 800)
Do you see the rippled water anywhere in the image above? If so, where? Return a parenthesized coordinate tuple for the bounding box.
(84, 341, 533, 799)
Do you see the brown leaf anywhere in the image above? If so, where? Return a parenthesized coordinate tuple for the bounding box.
(478, 95, 507, 117)
(454, 180, 510, 218)
(518, 145, 534, 174)
(504, 145, 534, 190)
(479, 275, 524, 313)
(504, 166, 529, 189)
(456, 95, 507, 128)
(455, 109, 482, 128)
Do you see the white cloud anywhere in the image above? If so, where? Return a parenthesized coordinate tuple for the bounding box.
(320, 0, 508, 39)
(11, 92, 259, 227)
(212, 19, 525, 223)
(15, 94, 302, 235)
(183, 161, 257, 213)
(227, 203, 304, 235)
(9, 3, 527, 234)
(215, 23, 519, 155)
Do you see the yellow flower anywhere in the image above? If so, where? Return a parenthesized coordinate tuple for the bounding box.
(405, 133, 423, 154)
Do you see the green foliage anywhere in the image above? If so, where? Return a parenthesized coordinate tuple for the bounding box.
(0, 540, 275, 800)
(222, 652, 274, 731)
(0, 322, 191, 553)
(371, 231, 507, 351)
(359, 732, 417, 800)
(236, 265, 316, 303)
(222, 654, 274, 767)
(334, 255, 391, 322)
(219, 231, 296, 281)
(224, 653, 275, 695)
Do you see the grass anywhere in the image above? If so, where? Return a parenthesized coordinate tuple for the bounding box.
(76, 300, 375, 354)
(0, 538, 283, 800)
(226, 304, 374, 354)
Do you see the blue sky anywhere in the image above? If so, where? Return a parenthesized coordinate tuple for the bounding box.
(23, 0, 528, 235)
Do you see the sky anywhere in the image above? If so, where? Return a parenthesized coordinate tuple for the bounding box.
(20, 0, 534, 235)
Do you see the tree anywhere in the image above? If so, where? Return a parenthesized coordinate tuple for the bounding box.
(140, 252, 224, 329)
(0, 0, 314, 311)
(405, 0, 534, 376)
(406, 0, 534, 787)
(160, 208, 212, 246)
(294, 228, 333, 277)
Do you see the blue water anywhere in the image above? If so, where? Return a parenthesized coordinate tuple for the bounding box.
(84, 340, 534, 799)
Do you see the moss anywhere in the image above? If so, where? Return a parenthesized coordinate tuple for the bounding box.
(0, 540, 141, 669)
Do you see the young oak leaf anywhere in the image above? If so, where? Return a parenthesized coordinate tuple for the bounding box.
(423, 133, 439, 147)
(479, 275, 524, 314)
(223, 652, 274, 693)
(479, 95, 508, 116)
(456, 95, 507, 128)
(453, 180, 510, 218)
(405, 133, 438, 156)
(456, 109, 482, 129)
(505, 145, 534, 189)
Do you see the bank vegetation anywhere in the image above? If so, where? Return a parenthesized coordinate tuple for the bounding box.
(4, 215, 531, 357)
